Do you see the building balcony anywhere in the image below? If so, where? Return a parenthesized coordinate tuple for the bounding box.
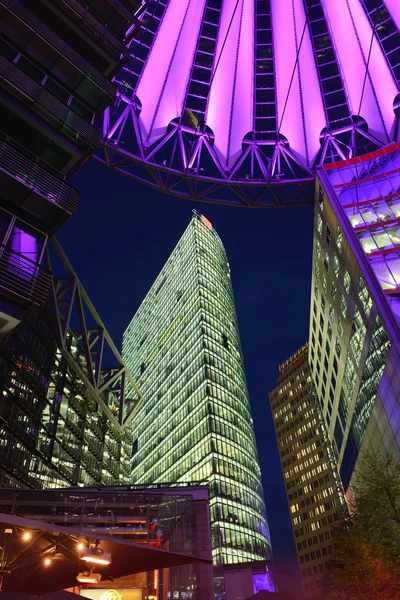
(71, 0, 143, 43)
(2, 0, 116, 112)
(0, 54, 101, 153)
(0, 134, 80, 232)
(46, 0, 130, 66)
(0, 245, 51, 317)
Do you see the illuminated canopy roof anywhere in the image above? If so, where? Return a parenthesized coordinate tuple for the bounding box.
(99, 0, 400, 207)
(0, 486, 211, 594)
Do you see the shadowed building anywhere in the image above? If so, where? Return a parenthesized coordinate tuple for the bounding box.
(0, 241, 141, 490)
(269, 344, 346, 599)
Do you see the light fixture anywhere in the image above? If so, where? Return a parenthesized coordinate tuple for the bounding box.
(77, 542, 84, 551)
(23, 531, 31, 541)
(44, 558, 52, 566)
(81, 547, 111, 566)
(76, 571, 102, 584)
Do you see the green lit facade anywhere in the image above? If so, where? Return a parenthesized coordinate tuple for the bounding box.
(123, 211, 270, 566)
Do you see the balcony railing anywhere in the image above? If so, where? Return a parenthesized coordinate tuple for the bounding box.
(0, 55, 101, 152)
(3, 0, 115, 110)
(49, 0, 129, 62)
(0, 245, 51, 309)
(0, 134, 80, 216)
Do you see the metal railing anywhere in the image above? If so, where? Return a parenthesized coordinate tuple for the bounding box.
(0, 245, 51, 308)
(0, 134, 80, 215)
(51, 0, 129, 60)
(2, 0, 115, 105)
(0, 55, 101, 151)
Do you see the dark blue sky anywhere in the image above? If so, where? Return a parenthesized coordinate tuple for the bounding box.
(61, 159, 314, 594)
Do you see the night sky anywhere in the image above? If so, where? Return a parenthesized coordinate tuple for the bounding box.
(60, 159, 314, 595)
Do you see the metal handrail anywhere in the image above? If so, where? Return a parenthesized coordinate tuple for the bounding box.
(0, 135, 80, 215)
(0, 245, 51, 308)
(52, 0, 129, 59)
(1, 0, 115, 102)
(69, 0, 137, 39)
(0, 56, 101, 151)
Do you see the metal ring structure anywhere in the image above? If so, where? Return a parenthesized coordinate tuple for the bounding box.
(98, 0, 400, 207)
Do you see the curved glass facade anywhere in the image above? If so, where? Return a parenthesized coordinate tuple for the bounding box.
(123, 211, 270, 565)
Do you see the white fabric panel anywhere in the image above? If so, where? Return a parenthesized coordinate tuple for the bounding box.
(206, 0, 254, 169)
(136, 0, 206, 145)
(385, 0, 400, 34)
(272, 0, 325, 166)
(323, 0, 397, 143)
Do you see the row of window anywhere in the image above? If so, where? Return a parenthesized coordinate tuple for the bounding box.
(300, 544, 334, 563)
(297, 530, 331, 552)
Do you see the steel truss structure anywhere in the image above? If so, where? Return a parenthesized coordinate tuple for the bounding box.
(46, 239, 142, 431)
(0, 240, 141, 490)
(98, 0, 400, 207)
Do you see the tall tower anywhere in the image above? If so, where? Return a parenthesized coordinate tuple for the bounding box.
(269, 344, 346, 600)
(123, 211, 272, 591)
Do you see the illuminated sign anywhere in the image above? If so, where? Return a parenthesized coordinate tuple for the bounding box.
(80, 589, 142, 600)
(200, 215, 213, 231)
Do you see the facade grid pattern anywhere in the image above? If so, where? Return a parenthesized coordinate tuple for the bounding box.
(269, 345, 346, 600)
(309, 171, 400, 491)
(0, 306, 130, 490)
(123, 212, 271, 566)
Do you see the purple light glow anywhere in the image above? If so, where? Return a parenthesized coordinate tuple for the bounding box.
(322, 0, 396, 143)
(273, 0, 325, 166)
(385, 0, 400, 35)
(324, 143, 400, 327)
(100, 0, 400, 206)
(207, 0, 254, 169)
(252, 569, 276, 594)
(136, 0, 206, 145)
(11, 228, 38, 278)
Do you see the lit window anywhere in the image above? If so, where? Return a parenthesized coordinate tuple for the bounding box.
(344, 270, 351, 294)
(336, 226, 343, 250)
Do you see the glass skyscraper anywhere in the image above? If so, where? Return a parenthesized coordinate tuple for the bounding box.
(309, 146, 400, 493)
(123, 211, 271, 569)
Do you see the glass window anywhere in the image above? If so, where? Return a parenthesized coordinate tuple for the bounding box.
(317, 213, 322, 235)
(336, 226, 343, 250)
(344, 270, 351, 294)
(333, 254, 339, 276)
(341, 296, 347, 319)
(359, 278, 372, 316)
(319, 186, 324, 207)
(326, 225, 331, 247)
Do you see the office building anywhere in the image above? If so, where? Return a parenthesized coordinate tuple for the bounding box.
(0, 241, 140, 490)
(269, 344, 346, 599)
(310, 145, 400, 493)
(0, 0, 145, 335)
(123, 211, 273, 595)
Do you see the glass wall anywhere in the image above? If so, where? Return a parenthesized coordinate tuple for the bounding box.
(309, 161, 400, 491)
(0, 304, 129, 489)
(123, 212, 271, 565)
